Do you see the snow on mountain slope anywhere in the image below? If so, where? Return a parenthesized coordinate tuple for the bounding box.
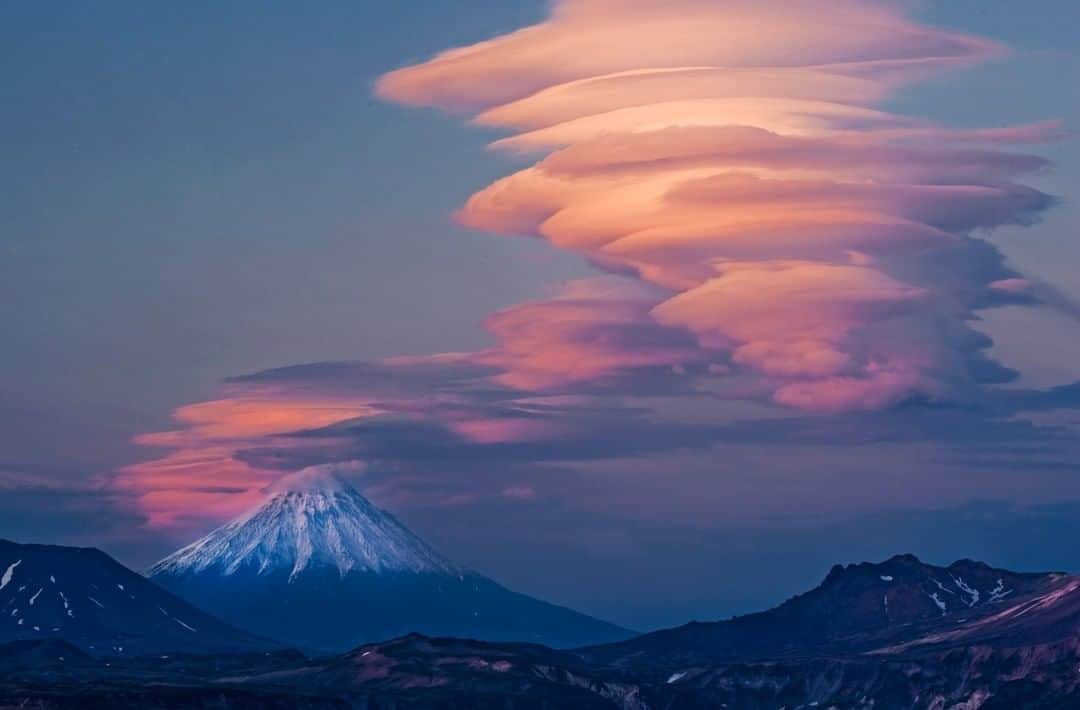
(0, 540, 271, 656)
(147, 468, 634, 652)
(148, 468, 461, 582)
(580, 554, 1060, 670)
(874, 573, 1080, 654)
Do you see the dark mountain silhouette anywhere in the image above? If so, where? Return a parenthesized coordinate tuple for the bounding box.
(0, 539, 273, 657)
(577, 553, 1061, 670)
(7, 553, 1080, 708)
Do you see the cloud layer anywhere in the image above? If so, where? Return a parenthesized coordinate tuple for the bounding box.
(378, 0, 1059, 411)
(118, 0, 1071, 530)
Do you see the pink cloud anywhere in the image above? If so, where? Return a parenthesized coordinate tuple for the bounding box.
(120, 0, 1064, 528)
(477, 293, 706, 390)
(378, 0, 1055, 410)
(377, 0, 1000, 112)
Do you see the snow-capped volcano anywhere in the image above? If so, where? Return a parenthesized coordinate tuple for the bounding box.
(148, 468, 459, 582)
(148, 468, 633, 652)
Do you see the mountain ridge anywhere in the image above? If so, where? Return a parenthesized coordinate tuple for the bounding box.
(576, 552, 1064, 670)
(3, 550, 1080, 707)
(7, 552, 1080, 708)
(0, 539, 273, 657)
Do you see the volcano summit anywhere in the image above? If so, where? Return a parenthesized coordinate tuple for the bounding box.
(148, 469, 632, 652)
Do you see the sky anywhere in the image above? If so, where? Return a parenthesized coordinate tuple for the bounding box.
(2, 1, 1080, 631)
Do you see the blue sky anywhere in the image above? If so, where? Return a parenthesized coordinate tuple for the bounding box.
(2, 1, 1079, 629)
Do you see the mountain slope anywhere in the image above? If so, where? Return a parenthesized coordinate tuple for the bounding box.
(149, 468, 459, 581)
(6, 555, 1080, 708)
(148, 469, 634, 652)
(579, 553, 1061, 670)
(649, 568, 1080, 708)
(241, 634, 638, 709)
(873, 572, 1080, 653)
(0, 540, 272, 657)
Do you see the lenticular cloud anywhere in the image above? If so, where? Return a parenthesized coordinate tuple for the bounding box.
(121, 0, 1067, 528)
(377, 0, 1057, 411)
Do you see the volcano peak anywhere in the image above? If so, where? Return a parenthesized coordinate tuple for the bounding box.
(148, 467, 460, 583)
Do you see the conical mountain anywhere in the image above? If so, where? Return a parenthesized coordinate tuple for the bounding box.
(148, 468, 633, 652)
(148, 468, 460, 582)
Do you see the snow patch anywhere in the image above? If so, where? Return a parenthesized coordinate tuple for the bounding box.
(932, 579, 956, 596)
(59, 591, 74, 617)
(88, 596, 105, 609)
(880, 575, 893, 582)
(173, 617, 197, 632)
(988, 578, 1012, 602)
(929, 592, 948, 615)
(952, 576, 980, 607)
(29, 588, 42, 605)
(0, 560, 20, 590)
(667, 671, 688, 684)
(158, 605, 197, 632)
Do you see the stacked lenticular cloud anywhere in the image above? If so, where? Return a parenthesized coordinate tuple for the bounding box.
(119, 0, 1065, 528)
(378, 0, 1056, 411)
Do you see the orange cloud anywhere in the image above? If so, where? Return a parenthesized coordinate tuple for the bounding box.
(377, 0, 999, 112)
(118, 390, 379, 529)
(378, 0, 1053, 409)
(115, 447, 271, 529)
(136, 394, 378, 446)
(478, 291, 705, 390)
(122, 0, 1062, 528)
